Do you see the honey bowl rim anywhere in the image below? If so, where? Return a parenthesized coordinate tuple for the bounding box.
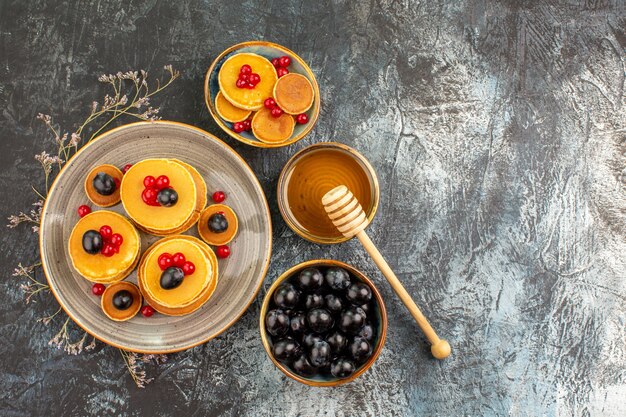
(277, 142, 380, 244)
(259, 259, 388, 387)
(204, 40, 321, 148)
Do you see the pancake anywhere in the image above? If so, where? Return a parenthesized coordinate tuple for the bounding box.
(84, 164, 123, 207)
(68, 211, 140, 282)
(273, 73, 315, 115)
(218, 53, 278, 111)
(251, 108, 295, 144)
(120, 159, 197, 231)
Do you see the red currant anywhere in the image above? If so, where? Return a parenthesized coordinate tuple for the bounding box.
(158, 253, 173, 270)
(99, 225, 113, 240)
(114, 178, 121, 189)
(277, 67, 289, 77)
(182, 261, 196, 275)
(92, 283, 105, 296)
(172, 252, 186, 267)
(233, 122, 245, 133)
(264, 98, 276, 109)
(110, 233, 123, 247)
(155, 175, 170, 190)
(249, 73, 261, 85)
(239, 73, 249, 82)
(246, 83, 255, 89)
(143, 175, 156, 188)
(278, 56, 291, 67)
(113, 245, 120, 254)
(271, 58, 281, 68)
(141, 305, 155, 317)
(77, 205, 91, 217)
(236, 79, 247, 88)
(271, 107, 284, 118)
(101, 243, 116, 257)
(240, 64, 252, 74)
(242, 119, 252, 131)
(296, 113, 309, 124)
(122, 163, 133, 173)
(212, 191, 225, 203)
(142, 187, 159, 206)
(216, 245, 230, 259)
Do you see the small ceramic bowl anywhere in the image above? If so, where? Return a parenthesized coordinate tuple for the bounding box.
(277, 142, 380, 244)
(260, 259, 387, 386)
(205, 41, 321, 148)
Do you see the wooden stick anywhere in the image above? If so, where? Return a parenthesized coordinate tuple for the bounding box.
(322, 185, 451, 359)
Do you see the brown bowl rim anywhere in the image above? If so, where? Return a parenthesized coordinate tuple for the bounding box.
(276, 142, 380, 244)
(259, 259, 388, 387)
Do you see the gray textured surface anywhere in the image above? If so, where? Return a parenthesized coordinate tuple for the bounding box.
(1, 0, 625, 416)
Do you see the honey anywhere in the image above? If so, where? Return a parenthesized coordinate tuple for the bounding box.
(280, 145, 377, 243)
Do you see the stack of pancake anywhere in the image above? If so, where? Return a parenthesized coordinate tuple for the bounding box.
(68, 210, 141, 283)
(120, 159, 207, 236)
(137, 235, 218, 315)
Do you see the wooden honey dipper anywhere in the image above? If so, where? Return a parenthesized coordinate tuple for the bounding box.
(322, 185, 451, 359)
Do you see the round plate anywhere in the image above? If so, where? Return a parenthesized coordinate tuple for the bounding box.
(39, 121, 272, 353)
(205, 40, 321, 148)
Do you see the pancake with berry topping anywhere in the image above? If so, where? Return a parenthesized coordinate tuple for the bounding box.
(137, 235, 218, 315)
(68, 210, 140, 283)
(198, 204, 239, 246)
(120, 159, 197, 232)
(84, 164, 123, 207)
(218, 53, 278, 111)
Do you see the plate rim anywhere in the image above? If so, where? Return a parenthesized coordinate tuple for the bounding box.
(39, 120, 273, 353)
(204, 40, 321, 148)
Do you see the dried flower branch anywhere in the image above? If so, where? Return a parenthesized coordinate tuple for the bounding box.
(119, 350, 168, 388)
(7, 200, 44, 232)
(7, 65, 179, 386)
(13, 262, 47, 303)
(48, 316, 97, 355)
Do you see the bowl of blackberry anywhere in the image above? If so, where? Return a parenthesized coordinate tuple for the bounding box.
(260, 260, 387, 386)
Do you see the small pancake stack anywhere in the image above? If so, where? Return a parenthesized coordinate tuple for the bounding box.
(216, 52, 315, 144)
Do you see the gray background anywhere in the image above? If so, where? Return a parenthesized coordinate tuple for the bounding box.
(1, 0, 625, 416)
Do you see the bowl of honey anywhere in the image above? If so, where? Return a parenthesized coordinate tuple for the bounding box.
(277, 142, 379, 244)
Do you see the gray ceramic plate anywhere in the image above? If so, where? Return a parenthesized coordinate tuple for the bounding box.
(40, 121, 272, 353)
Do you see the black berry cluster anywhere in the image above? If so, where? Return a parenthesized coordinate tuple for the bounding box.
(265, 266, 378, 380)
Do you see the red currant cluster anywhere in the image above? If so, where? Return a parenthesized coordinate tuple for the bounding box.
(158, 252, 196, 275)
(142, 175, 170, 206)
(263, 97, 309, 123)
(233, 118, 252, 133)
(122, 163, 133, 174)
(99, 225, 124, 257)
(236, 64, 261, 89)
(264, 97, 284, 118)
(272, 55, 291, 78)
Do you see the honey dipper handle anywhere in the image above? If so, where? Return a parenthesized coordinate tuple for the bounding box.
(355, 231, 451, 360)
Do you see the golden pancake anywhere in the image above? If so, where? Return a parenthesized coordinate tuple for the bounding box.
(273, 73, 315, 115)
(138, 236, 218, 316)
(141, 238, 212, 308)
(120, 159, 197, 231)
(215, 91, 252, 122)
(101, 281, 142, 321)
(197, 204, 238, 246)
(68, 211, 140, 283)
(251, 108, 295, 144)
(218, 53, 278, 111)
(84, 164, 123, 207)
